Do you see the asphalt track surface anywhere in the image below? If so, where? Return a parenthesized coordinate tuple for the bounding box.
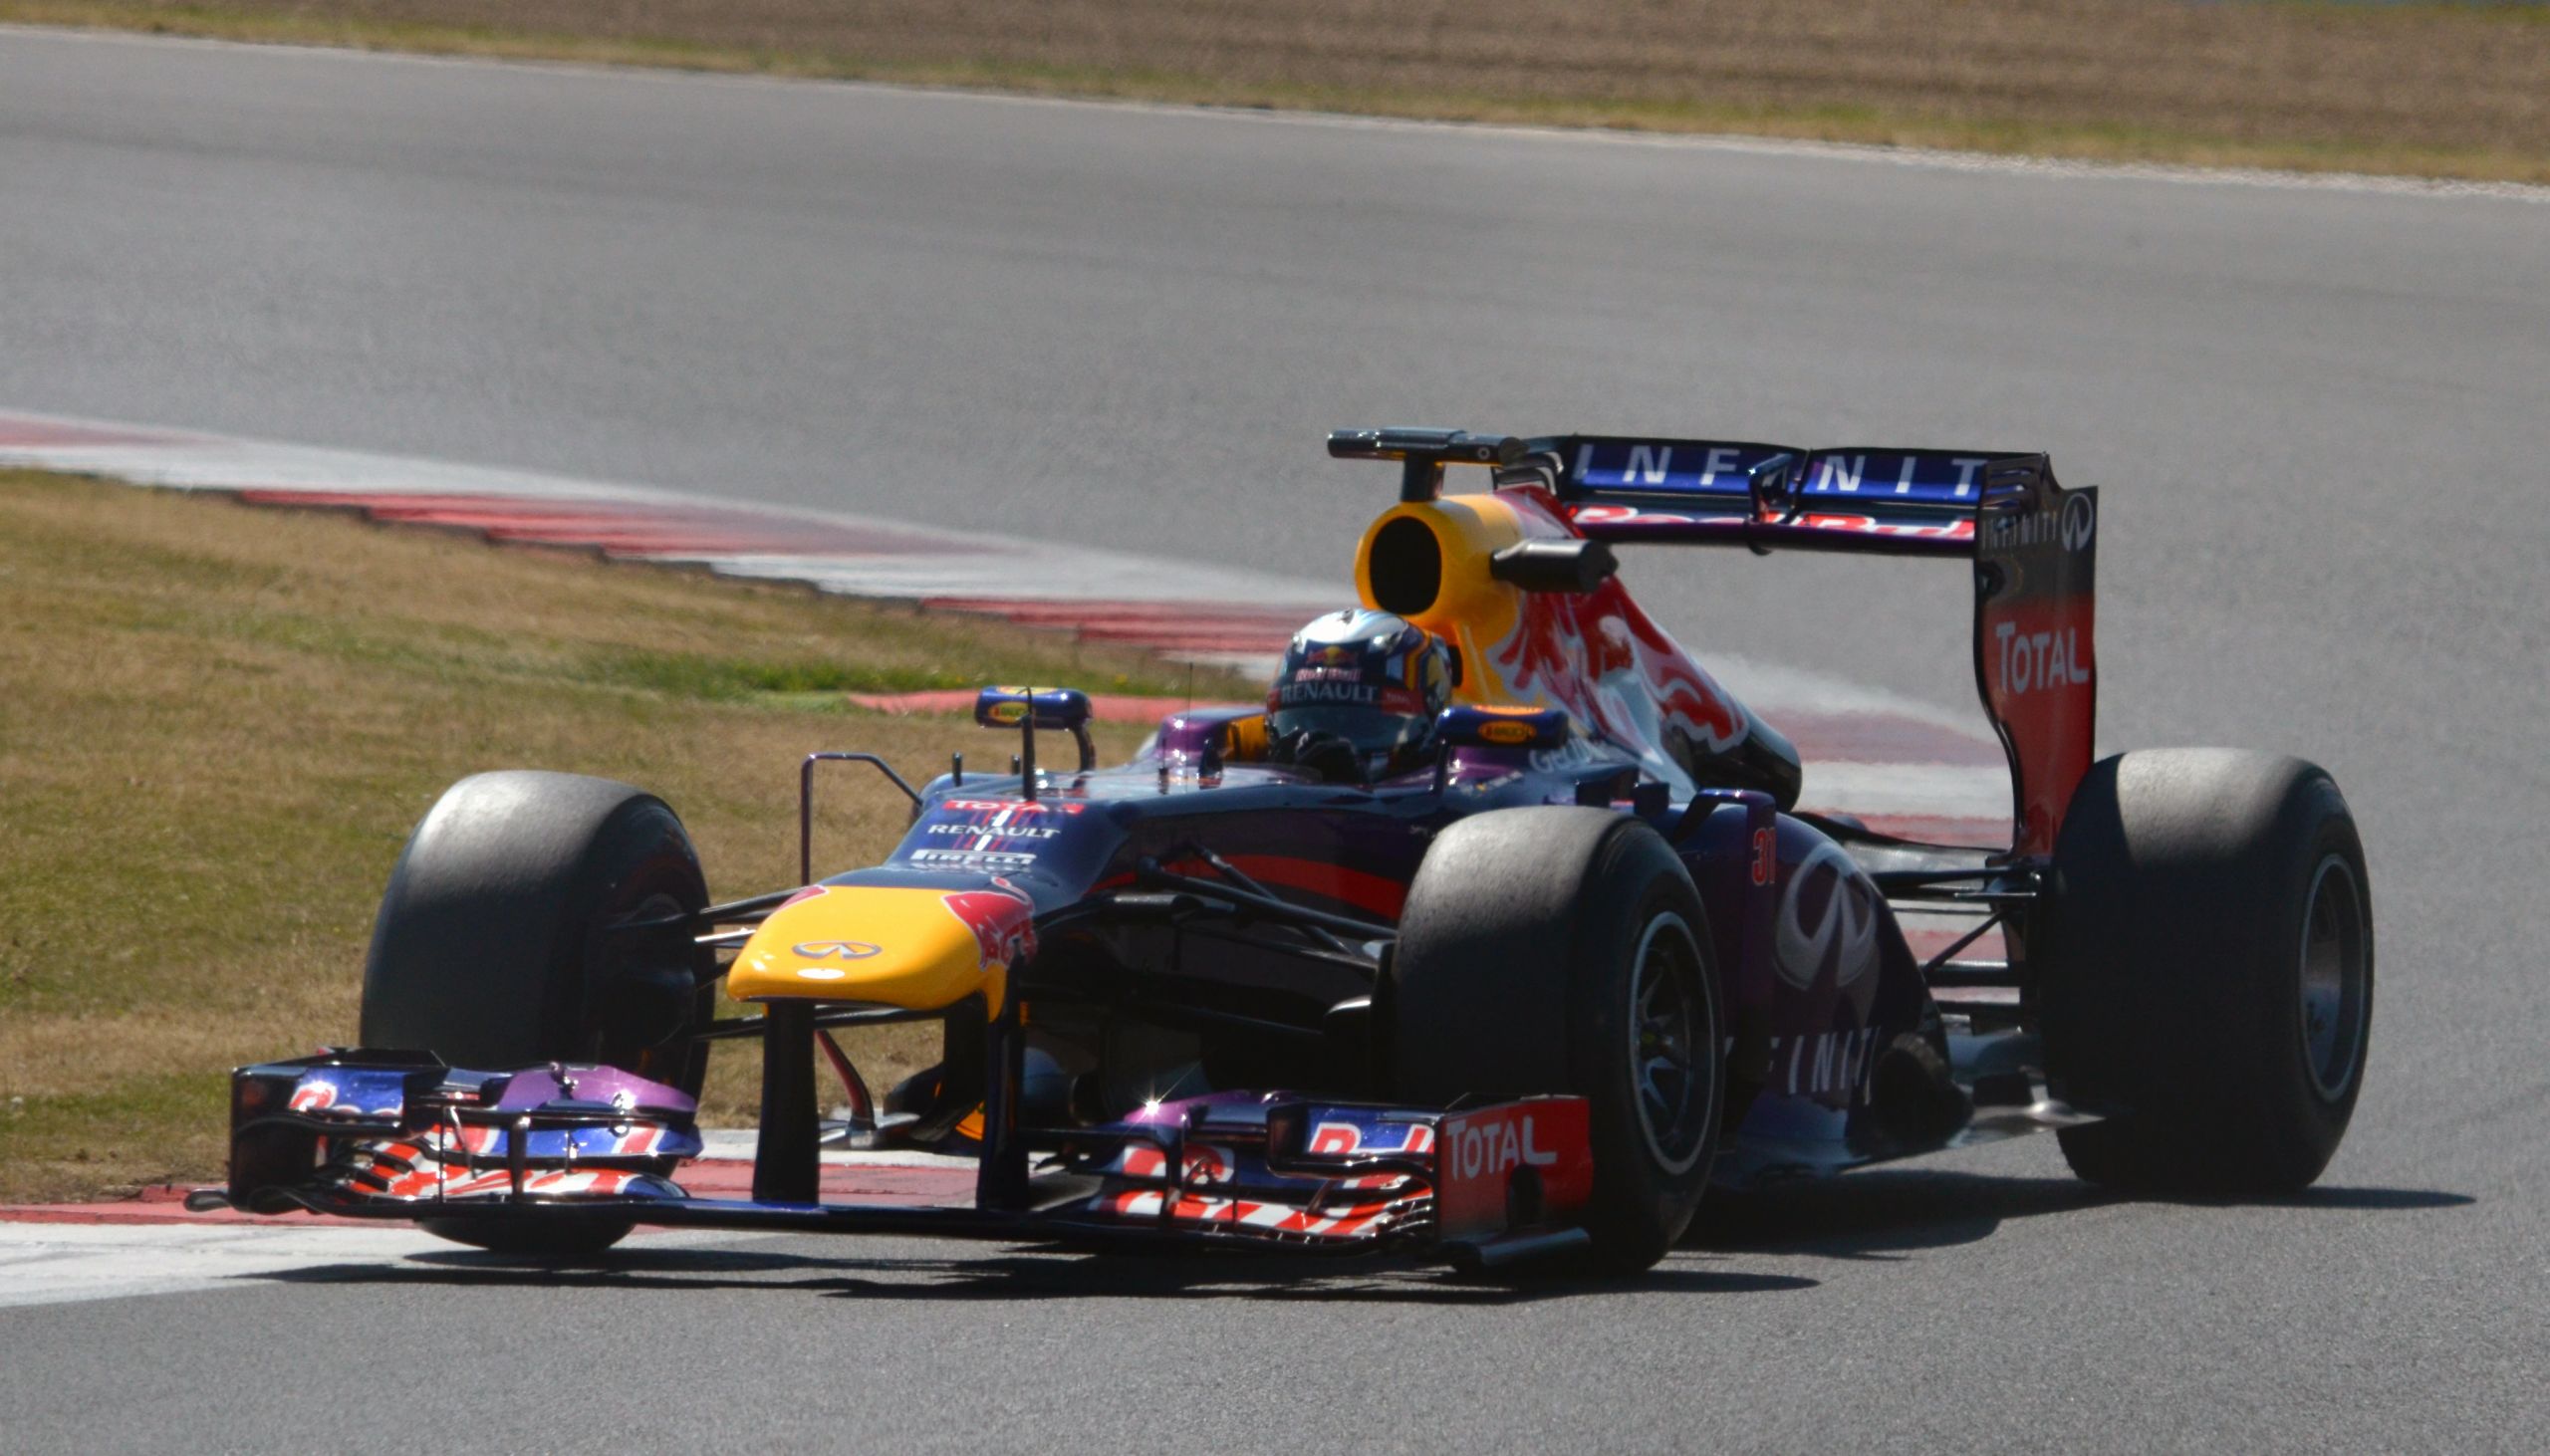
(4, 26, 2548, 1452)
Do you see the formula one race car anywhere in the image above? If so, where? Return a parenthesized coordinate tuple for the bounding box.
(196, 428, 2376, 1272)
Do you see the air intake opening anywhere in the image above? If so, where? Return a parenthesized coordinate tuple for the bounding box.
(1368, 516, 1442, 617)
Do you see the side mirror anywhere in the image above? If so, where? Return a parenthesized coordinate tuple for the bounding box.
(1488, 538, 1618, 594)
(1434, 703, 1571, 751)
(973, 685, 1092, 732)
(974, 686, 1096, 785)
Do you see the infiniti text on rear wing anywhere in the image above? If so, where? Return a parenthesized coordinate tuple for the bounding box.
(1551, 436, 1998, 557)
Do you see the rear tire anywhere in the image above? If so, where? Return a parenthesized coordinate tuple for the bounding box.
(1391, 807, 1722, 1273)
(2042, 750, 2374, 1193)
(360, 770, 714, 1254)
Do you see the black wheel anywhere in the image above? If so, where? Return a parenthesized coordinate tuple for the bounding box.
(360, 770, 715, 1253)
(1391, 807, 1722, 1273)
(2042, 750, 2374, 1193)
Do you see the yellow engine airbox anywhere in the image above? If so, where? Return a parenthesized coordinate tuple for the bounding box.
(1355, 491, 1568, 703)
(725, 882, 1034, 1015)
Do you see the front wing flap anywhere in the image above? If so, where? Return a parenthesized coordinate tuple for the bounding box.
(211, 1051, 704, 1215)
(1050, 1092, 1590, 1254)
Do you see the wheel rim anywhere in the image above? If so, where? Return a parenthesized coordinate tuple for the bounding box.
(2297, 853, 2370, 1101)
(1630, 912, 1713, 1175)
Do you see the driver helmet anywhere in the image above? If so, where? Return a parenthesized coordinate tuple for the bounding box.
(1266, 608, 1454, 781)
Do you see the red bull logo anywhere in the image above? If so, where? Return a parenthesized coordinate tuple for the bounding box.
(1310, 644, 1358, 666)
(940, 878, 1037, 971)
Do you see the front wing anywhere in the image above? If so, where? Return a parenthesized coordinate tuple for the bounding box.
(192, 1053, 1599, 1268)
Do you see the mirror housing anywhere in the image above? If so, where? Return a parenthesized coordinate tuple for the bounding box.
(973, 685, 1093, 732)
(1488, 538, 1618, 594)
(1434, 703, 1571, 751)
(974, 686, 1096, 782)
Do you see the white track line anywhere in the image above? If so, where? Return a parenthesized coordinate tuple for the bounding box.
(0, 1222, 453, 1311)
(0, 1222, 774, 1312)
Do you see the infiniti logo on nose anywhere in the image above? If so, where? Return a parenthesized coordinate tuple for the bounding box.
(793, 941, 882, 960)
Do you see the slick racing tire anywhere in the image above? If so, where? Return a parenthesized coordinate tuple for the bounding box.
(361, 771, 714, 1255)
(1391, 807, 1722, 1273)
(2042, 750, 2374, 1193)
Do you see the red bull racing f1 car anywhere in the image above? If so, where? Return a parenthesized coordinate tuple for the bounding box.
(195, 428, 2376, 1272)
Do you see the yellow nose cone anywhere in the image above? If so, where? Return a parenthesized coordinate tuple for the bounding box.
(726, 882, 1034, 1015)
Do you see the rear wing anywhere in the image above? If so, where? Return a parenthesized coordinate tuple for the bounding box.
(1329, 429, 2098, 857)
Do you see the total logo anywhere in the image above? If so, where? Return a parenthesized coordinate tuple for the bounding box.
(1993, 621, 2092, 696)
(1444, 1110, 1559, 1183)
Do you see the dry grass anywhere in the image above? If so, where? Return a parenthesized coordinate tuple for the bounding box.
(7, 0, 2549, 182)
(0, 471, 1227, 1201)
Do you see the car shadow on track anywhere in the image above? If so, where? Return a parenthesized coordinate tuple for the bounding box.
(247, 1178, 2464, 1305)
(252, 1243, 1816, 1306)
(1689, 1168, 2472, 1264)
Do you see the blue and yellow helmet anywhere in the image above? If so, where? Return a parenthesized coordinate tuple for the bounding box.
(1266, 608, 1454, 771)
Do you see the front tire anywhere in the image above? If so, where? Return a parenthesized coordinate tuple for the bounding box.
(2042, 750, 2374, 1193)
(360, 770, 714, 1253)
(1391, 807, 1722, 1272)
